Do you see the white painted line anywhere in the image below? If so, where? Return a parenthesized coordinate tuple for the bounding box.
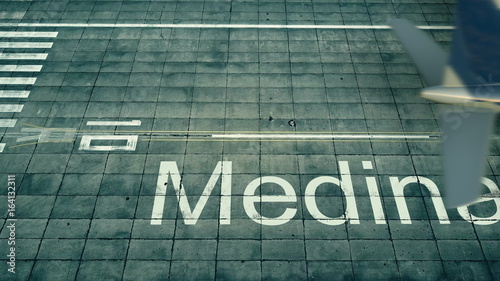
(79, 135, 138, 151)
(0, 104, 23, 112)
(0, 143, 5, 152)
(0, 31, 58, 37)
(0, 77, 36, 85)
(0, 53, 48, 60)
(0, 119, 16, 127)
(0, 23, 455, 30)
(86, 120, 142, 126)
(211, 134, 431, 139)
(362, 161, 373, 169)
(0, 90, 30, 98)
(0, 42, 53, 48)
(0, 65, 43, 72)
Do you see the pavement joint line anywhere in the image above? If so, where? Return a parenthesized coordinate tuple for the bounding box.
(0, 23, 455, 29)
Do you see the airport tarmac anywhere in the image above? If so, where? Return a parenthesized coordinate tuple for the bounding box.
(0, 0, 499, 280)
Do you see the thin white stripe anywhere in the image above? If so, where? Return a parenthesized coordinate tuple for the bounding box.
(0, 42, 53, 48)
(0, 119, 16, 127)
(0, 23, 455, 30)
(0, 104, 23, 112)
(0, 53, 48, 60)
(0, 77, 36, 85)
(0, 31, 58, 37)
(0, 143, 5, 152)
(87, 120, 142, 126)
(0, 65, 43, 72)
(0, 90, 30, 98)
(211, 134, 431, 139)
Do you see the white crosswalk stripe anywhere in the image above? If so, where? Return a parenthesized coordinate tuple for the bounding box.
(0, 42, 53, 48)
(0, 31, 58, 37)
(0, 90, 30, 98)
(0, 77, 36, 85)
(0, 53, 48, 60)
(0, 104, 23, 112)
(0, 65, 43, 72)
(0, 119, 16, 127)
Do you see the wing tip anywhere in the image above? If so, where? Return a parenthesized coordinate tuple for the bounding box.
(444, 194, 479, 209)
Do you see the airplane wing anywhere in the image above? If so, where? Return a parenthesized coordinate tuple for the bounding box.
(390, 15, 498, 208)
(389, 19, 447, 87)
(440, 109, 496, 208)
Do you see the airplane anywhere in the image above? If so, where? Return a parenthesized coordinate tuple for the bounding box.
(389, 0, 500, 208)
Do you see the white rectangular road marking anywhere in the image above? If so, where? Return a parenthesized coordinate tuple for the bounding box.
(86, 120, 142, 126)
(79, 135, 138, 151)
(0, 65, 43, 72)
(0, 143, 5, 152)
(211, 134, 431, 139)
(0, 90, 30, 98)
(0, 119, 17, 127)
(0, 104, 23, 112)
(0, 77, 36, 85)
(0, 53, 48, 60)
(0, 23, 454, 30)
(0, 31, 58, 37)
(0, 42, 53, 48)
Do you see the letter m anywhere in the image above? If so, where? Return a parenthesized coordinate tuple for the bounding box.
(150, 161, 232, 225)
